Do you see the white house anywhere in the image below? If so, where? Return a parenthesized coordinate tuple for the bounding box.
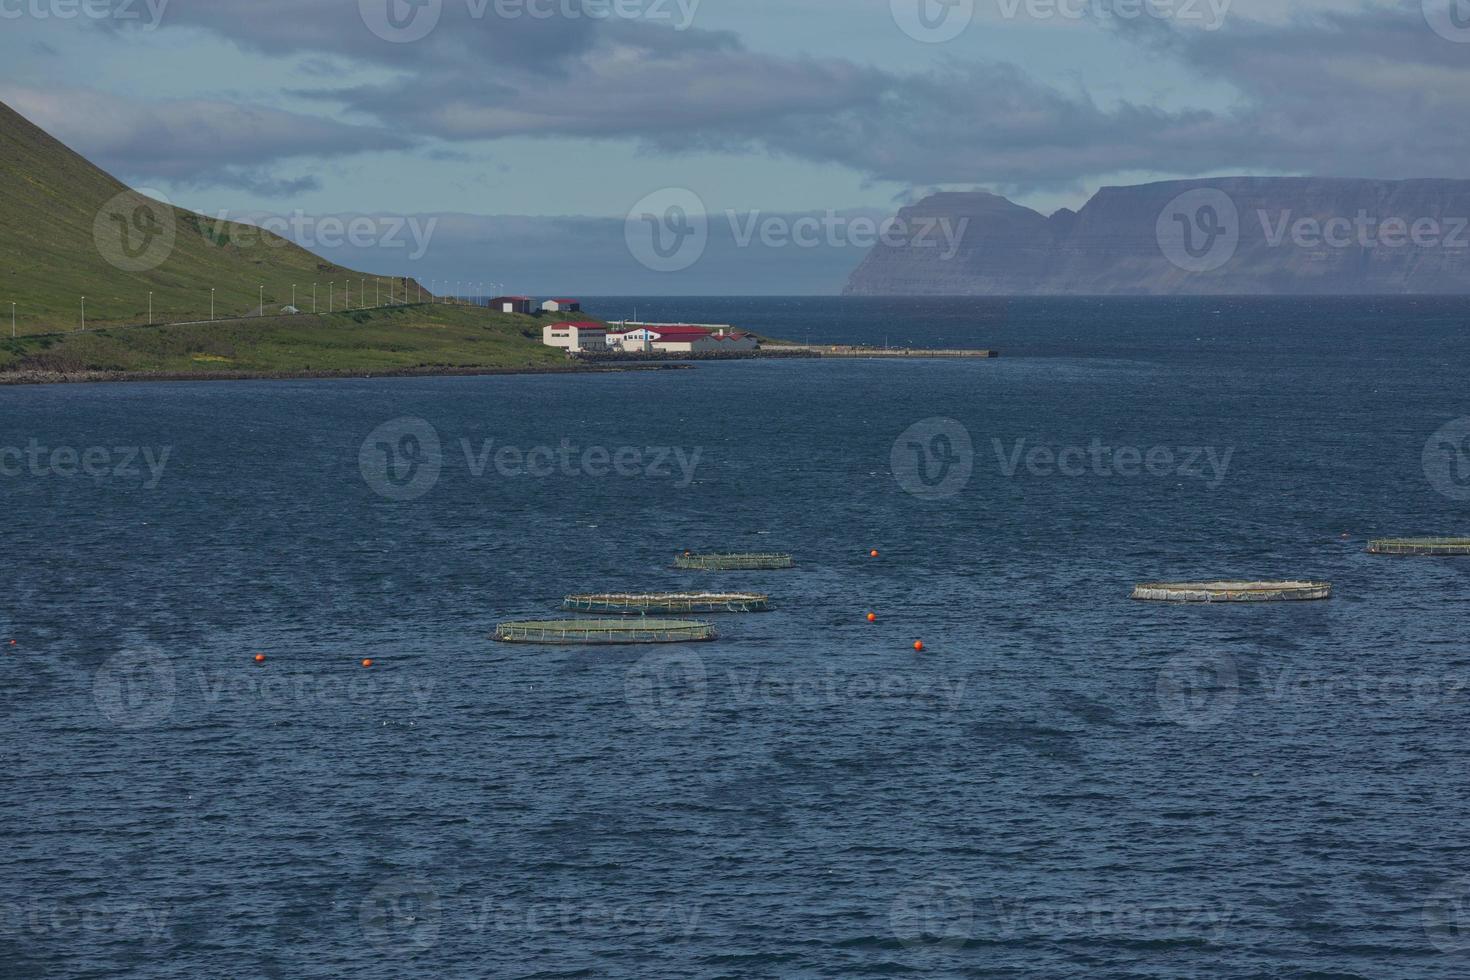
(542, 298, 581, 313)
(606, 325, 757, 354)
(542, 321, 608, 353)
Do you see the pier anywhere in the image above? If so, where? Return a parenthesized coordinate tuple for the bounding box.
(763, 345, 998, 358)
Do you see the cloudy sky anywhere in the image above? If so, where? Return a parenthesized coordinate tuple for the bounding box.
(2, 0, 1467, 292)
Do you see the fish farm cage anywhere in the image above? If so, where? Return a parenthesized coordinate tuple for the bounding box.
(1131, 581, 1332, 603)
(675, 553, 794, 571)
(493, 619, 717, 644)
(563, 592, 772, 614)
(1368, 538, 1470, 556)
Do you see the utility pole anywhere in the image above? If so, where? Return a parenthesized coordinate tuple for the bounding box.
(10, 302, 14, 339)
(80, 296, 85, 331)
(259, 285, 264, 317)
(148, 292, 153, 326)
(292, 284, 297, 311)
(313, 284, 317, 314)
(376, 279, 380, 307)
(329, 282, 334, 313)
(360, 278, 365, 310)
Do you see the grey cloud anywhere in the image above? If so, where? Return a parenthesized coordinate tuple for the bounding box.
(0, 86, 410, 188)
(95, 0, 1470, 190)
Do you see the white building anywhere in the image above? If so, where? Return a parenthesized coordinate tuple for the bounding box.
(542, 298, 581, 313)
(542, 321, 608, 353)
(605, 325, 758, 354)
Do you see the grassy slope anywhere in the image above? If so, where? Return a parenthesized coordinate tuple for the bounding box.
(0, 100, 420, 333)
(0, 304, 577, 376)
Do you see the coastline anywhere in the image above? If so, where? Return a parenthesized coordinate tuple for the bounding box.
(0, 362, 694, 387)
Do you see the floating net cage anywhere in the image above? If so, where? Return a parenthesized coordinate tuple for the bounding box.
(493, 618, 717, 644)
(1368, 538, 1470, 556)
(1131, 581, 1332, 603)
(563, 592, 772, 614)
(675, 553, 794, 571)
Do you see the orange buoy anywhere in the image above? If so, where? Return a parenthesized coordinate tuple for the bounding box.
(254, 653, 266, 664)
(361, 658, 374, 668)
(870, 550, 879, 558)
(913, 641, 925, 652)
(867, 612, 877, 623)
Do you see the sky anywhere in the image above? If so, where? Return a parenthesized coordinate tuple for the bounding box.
(2, 0, 1468, 293)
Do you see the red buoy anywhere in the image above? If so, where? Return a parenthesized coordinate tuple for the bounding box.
(254, 653, 266, 664)
(867, 612, 877, 623)
(870, 550, 879, 558)
(913, 641, 925, 652)
(361, 658, 374, 668)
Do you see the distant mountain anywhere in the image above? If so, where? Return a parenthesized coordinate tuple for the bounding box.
(0, 100, 417, 331)
(844, 179, 1470, 295)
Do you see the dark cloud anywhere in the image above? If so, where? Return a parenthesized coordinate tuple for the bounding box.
(88, 0, 1470, 191)
(0, 86, 409, 187)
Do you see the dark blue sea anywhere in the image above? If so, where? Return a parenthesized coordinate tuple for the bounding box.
(5, 296, 1470, 978)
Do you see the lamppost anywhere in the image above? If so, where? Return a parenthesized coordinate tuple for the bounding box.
(259, 285, 264, 317)
(80, 296, 85, 331)
(313, 283, 317, 314)
(210, 288, 215, 322)
(376, 278, 380, 307)
(10, 302, 15, 340)
(148, 291, 152, 326)
(292, 284, 297, 311)
(329, 282, 334, 313)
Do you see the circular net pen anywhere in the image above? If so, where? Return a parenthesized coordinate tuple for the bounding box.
(1132, 581, 1332, 603)
(564, 593, 772, 614)
(675, 553, 794, 571)
(494, 619, 717, 644)
(1368, 538, 1470, 556)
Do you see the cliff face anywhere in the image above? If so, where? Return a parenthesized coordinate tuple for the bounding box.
(844, 178, 1470, 295)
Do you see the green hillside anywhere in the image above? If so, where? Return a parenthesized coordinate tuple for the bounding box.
(0, 304, 570, 378)
(0, 100, 595, 379)
(0, 100, 417, 333)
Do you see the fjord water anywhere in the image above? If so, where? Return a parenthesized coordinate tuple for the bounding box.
(4, 297, 1470, 978)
